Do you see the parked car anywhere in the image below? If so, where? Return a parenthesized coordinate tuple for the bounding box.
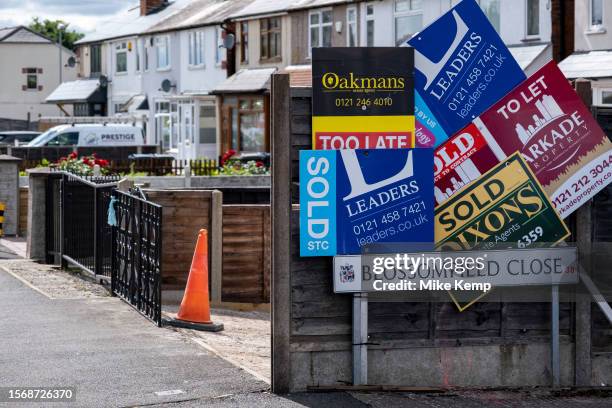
(27, 124, 145, 147)
(0, 131, 41, 146)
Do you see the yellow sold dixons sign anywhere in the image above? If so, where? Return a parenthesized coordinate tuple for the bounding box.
(311, 47, 415, 150)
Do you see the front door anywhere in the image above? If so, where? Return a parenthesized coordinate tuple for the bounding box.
(178, 101, 195, 160)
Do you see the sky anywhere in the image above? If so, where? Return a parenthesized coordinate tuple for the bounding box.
(0, 0, 134, 34)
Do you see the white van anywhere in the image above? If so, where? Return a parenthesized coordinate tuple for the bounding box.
(27, 124, 145, 147)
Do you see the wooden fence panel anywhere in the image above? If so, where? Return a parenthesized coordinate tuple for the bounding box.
(272, 78, 597, 391)
(145, 189, 219, 290)
(221, 205, 270, 303)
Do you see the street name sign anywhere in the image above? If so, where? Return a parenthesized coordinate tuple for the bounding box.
(333, 247, 579, 293)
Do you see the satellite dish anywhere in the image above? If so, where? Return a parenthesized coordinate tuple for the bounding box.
(161, 79, 174, 93)
(222, 33, 235, 50)
(67, 56, 76, 67)
(99, 75, 109, 88)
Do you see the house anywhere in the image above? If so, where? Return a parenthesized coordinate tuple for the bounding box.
(559, 0, 612, 105)
(143, 0, 251, 159)
(62, 0, 252, 159)
(0, 26, 77, 131)
(359, 0, 553, 76)
(70, 0, 193, 145)
(214, 0, 362, 156)
(558, 0, 612, 137)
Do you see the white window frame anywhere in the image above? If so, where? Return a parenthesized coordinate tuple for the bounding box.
(115, 41, 128, 74)
(135, 39, 142, 72)
(308, 8, 333, 57)
(393, 0, 423, 45)
(188, 30, 205, 68)
(365, 3, 375, 46)
(596, 87, 612, 106)
(477, 0, 501, 33)
(144, 38, 150, 72)
(215, 27, 222, 66)
(525, 0, 540, 39)
(590, 0, 604, 29)
(155, 35, 171, 71)
(346, 6, 357, 47)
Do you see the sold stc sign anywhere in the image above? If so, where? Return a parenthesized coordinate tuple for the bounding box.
(300, 149, 434, 256)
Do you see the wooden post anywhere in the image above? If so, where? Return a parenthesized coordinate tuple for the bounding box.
(271, 74, 291, 394)
(210, 190, 223, 303)
(574, 78, 592, 386)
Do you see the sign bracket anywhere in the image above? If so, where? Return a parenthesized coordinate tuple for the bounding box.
(551, 284, 560, 388)
(352, 293, 368, 385)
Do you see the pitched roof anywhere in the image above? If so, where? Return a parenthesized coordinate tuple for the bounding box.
(76, 0, 193, 45)
(46, 79, 105, 104)
(0, 26, 53, 44)
(146, 0, 252, 34)
(559, 50, 612, 79)
(229, 0, 357, 20)
(212, 67, 276, 94)
(508, 43, 550, 71)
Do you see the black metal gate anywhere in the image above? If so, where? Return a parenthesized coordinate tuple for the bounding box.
(61, 173, 120, 279)
(45, 173, 63, 264)
(111, 189, 163, 326)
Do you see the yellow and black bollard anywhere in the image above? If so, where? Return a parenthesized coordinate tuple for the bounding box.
(0, 202, 4, 237)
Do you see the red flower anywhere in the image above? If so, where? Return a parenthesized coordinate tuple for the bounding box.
(221, 149, 237, 166)
(69, 152, 77, 159)
(82, 157, 90, 165)
(255, 161, 264, 168)
(99, 159, 109, 167)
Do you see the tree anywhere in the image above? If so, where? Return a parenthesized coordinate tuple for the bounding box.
(28, 18, 84, 50)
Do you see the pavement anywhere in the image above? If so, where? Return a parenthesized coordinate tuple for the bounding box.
(0, 247, 611, 407)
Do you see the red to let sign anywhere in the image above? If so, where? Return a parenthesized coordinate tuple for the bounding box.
(473, 60, 612, 218)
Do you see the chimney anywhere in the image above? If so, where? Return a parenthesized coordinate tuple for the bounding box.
(140, 0, 167, 16)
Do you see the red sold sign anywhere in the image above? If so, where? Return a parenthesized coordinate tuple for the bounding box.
(433, 124, 498, 205)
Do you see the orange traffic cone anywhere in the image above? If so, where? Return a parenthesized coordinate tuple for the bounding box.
(165, 229, 223, 332)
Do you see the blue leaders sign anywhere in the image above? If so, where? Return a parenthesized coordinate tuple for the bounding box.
(300, 149, 434, 256)
(408, 0, 526, 137)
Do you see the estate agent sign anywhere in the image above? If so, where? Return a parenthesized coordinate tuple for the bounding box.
(311, 47, 415, 150)
(300, 149, 434, 256)
(434, 153, 570, 251)
(473, 61, 612, 218)
(407, 0, 525, 137)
